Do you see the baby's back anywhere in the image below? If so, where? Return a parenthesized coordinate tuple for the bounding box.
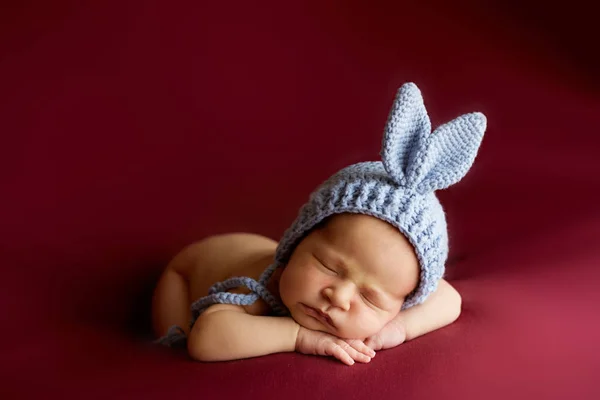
(176, 233, 279, 308)
(186, 233, 277, 297)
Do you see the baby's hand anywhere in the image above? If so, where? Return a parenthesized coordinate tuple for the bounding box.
(364, 319, 406, 351)
(295, 326, 375, 366)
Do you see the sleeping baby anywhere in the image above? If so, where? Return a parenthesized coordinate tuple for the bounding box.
(151, 82, 487, 365)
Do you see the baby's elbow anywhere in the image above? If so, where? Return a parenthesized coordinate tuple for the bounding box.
(449, 288, 462, 323)
(187, 327, 211, 362)
(186, 315, 222, 362)
(438, 279, 462, 324)
(188, 342, 210, 362)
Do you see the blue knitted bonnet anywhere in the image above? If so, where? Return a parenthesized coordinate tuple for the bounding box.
(155, 82, 486, 346)
(273, 82, 486, 310)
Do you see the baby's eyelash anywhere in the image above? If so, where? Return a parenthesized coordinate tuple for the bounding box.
(360, 293, 377, 307)
(322, 264, 337, 275)
(313, 255, 337, 275)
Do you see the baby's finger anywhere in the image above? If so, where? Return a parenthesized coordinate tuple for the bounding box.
(346, 339, 376, 358)
(328, 343, 355, 366)
(339, 340, 371, 364)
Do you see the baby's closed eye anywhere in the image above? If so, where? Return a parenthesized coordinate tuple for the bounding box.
(313, 255, 338, 276)
(360, 292, 377, 305)
(360, 288, 390, 310)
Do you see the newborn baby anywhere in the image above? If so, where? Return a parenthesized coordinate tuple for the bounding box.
(151, 82, 487, 365)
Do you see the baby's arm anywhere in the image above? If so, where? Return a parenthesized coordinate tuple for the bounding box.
(187, 304, 374, 365)
(397, 278, 462, 340)
(365, 279, 462, 350)
(187, 304, 299, 361)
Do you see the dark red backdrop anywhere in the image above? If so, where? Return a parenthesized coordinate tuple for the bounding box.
(1, 1, 598, 399)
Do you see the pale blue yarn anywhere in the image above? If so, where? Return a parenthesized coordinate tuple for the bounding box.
(156, 82, 487, 347)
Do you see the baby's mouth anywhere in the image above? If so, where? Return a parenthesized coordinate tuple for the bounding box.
(301, 303, 336, 329)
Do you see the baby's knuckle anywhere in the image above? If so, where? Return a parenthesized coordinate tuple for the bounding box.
(338, 341, 351, 351)
(331, 344, 344, 357)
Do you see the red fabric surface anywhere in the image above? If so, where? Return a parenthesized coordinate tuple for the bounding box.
(1, 1, 599, 399)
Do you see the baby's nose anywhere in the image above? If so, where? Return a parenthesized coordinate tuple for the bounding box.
(323, 282, 353, 311)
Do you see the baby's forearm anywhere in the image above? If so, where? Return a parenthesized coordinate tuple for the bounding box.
(187, 309, 300, 362)
(395, 279, 462, 341)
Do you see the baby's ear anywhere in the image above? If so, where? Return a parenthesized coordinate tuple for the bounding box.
(380, 83, 431, 185)
(406, 112, 487, 193)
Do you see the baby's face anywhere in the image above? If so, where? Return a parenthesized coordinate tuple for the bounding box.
(279, 213, 419, 340)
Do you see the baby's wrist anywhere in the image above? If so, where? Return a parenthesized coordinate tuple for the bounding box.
(286, 317, 302, 352)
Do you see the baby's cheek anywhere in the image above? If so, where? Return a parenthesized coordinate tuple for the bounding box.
(299, 266, 328, 288)
(281, 266, 317, 299)
(279, 269, 301, 303)
(344, 310, 384, 338)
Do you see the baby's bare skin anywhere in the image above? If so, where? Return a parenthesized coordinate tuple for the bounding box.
(152, 233, 280, 337)
(152, 213, 462, 364)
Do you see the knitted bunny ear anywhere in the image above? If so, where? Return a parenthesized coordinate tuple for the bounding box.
(406, 112, 487, 193)
(381, 83, 431, 185)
